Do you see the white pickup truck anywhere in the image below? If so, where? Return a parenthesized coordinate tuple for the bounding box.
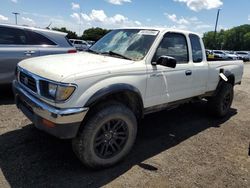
(13, 28, 244, 168)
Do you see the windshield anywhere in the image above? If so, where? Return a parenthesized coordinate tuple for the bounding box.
(89, 29, 159, 61)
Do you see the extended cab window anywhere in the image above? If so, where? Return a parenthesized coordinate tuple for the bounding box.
(189, 34, 203, 63)
(0, 27, 28, 45)
(154, 33, 189, 64)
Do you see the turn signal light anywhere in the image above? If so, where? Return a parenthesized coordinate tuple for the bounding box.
(42, 119, 56, 128)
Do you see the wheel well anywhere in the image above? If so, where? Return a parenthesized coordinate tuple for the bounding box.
(213, 73, 235, 97)
(87, 91, 143, 121)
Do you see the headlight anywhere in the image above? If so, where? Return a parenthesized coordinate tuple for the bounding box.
(56, 85, 76, 101)
(40, 81, 76, 102)
(48, 83, 57, 98)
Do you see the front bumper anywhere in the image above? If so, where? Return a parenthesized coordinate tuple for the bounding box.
(13, 80, 88, 139)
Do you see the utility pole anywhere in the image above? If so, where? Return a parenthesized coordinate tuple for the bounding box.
(214, 8, 221, 34)
(214, 8, 221, 49)
(79, 8, 82, 37)
(12, 12, 20, 25)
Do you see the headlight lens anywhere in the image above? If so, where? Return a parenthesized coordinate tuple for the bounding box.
(40, 81, 76, 102)
(56, 85, 76, 101)
(48, 83, 57, 98)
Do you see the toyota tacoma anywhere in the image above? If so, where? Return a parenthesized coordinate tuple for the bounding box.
(13, 28, 244, 168)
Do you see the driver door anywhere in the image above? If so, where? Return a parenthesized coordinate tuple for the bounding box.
(145, 32, 194, 108)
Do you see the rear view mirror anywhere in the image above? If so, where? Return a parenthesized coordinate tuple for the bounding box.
(154, 56, 177, 68)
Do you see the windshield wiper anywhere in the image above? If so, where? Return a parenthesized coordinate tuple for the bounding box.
(87, 49, 99, 54)
(101, 51, 132, 60)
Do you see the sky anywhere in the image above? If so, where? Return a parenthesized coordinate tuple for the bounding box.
(0, 0, 250, 36)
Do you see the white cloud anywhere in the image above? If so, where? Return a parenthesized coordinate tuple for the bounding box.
(170, 25, 189, 30)
(21, 17, 36, 26)
(71, 13, 81, 23)
(22, 12, 50, 19)
(174, 0, 223, 11)
(71, 9, 140, 28)
(11, 0, 18, 3)
(164, 12, 213, 34)
(248, 15, 250, 21)
(107, 0, 131, 5)
(90, 10, 107, 22)
(20, 12, 82, 35)
(165, 13, 189, 25)
(110, 14, 127, 24)
(0, 14, 9, 21)
(134, 21, 142, 26)
(71, 2, 80, 10)
(195, 24, 212, 30)
(167, 14, 177, 22)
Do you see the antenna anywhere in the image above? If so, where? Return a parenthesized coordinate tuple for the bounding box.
(46, 22, 52, 29)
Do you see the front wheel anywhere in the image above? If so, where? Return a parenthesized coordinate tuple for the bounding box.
(72, 102, 137, 169)
(208, 83, 234, 117)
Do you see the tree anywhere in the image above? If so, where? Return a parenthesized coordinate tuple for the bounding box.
(243, 32, 250, 50)
(202, 31, 215, 49)
(203, 24, 250, 51)
(52, 27, 78, 39)
(81, 27, 110, 41)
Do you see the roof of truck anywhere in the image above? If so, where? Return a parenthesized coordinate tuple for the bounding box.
(114, 27, 201, 36)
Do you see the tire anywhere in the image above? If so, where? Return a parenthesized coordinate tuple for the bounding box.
(72, 102, 137, 169)
(208, 83, 234, 117)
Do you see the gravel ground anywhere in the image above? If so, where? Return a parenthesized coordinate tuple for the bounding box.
(0, 63, 249, 188)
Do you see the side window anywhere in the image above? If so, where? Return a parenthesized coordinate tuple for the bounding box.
(189, 34, 203, 63)
(25, 30, 56, 45)
(154, 33, 189, 64)
(0, 27, 28, 45)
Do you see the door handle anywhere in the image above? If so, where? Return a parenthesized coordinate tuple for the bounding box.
(185, 70, 192, 76)
(24, 51, 36, 56)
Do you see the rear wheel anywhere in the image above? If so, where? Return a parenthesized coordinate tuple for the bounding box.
(208, 83, 234, 117)
(72, 102, 137, 169)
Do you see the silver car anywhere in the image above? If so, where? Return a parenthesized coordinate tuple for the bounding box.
(235, 51, 250, 62)
(69, 39, 90, 51)
(0, 24, 76, 84)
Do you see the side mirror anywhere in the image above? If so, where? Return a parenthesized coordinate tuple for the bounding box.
(153, 56, 177, 68)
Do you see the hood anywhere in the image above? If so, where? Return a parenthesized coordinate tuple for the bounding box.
(18, 52, 133, 82)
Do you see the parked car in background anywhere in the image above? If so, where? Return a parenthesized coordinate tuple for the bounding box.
(206, 49, 215, 60)
(213, 50, 238, 60)
(69, 39, 90, 51)
(0, 24, 76, 84)
(224, 51, 239, 60)
(86, 40, 95, 47)
(213, 50, 227, 59)
(235, 51, 250, 62)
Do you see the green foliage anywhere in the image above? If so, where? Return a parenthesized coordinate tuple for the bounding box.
(51, 27, 109, 41)
(203, 24, 250, 50)
(52, 27, 78, 39)
(81, 27, 110, 41)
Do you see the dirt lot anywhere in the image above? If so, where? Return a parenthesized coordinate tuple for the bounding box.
(0, 64, 250, 188)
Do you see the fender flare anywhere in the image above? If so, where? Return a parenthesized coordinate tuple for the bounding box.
(214, 70, 235, 96)
(85, 83, 144, 110)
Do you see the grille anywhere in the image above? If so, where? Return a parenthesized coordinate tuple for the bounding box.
(19, 71, 37, 92)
